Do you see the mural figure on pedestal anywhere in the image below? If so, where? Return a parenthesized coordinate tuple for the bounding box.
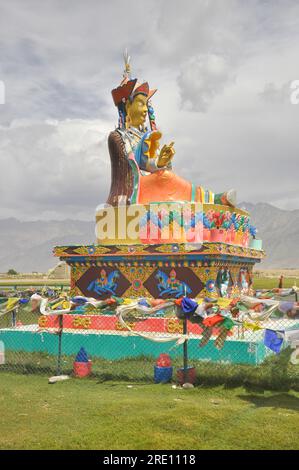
(87, 269, 119, 296)
(156, 268, 192, 298)
(238, 267, 252, 294)
(216, 267, 233, 297)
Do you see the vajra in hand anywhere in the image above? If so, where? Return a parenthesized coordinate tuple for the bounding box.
(157, 141, 175, 168)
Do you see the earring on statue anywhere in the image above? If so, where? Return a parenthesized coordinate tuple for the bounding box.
(125, 115, 131, 129)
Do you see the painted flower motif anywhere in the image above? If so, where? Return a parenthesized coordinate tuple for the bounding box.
(132, 279, 142, 290)
(206, 280, 215, 292)
(203, 214, 212, 229)
(206, 209, 215, 221)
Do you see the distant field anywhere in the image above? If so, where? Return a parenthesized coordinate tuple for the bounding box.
(253, 277, 298, 290)
(255, 269, 299, 278)
(0, 276, 298, 292)
(0, 279, 69, 287)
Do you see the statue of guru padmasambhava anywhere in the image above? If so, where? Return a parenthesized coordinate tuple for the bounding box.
(106, 52, 236, 208)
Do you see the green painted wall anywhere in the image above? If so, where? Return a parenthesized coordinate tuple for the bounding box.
(0, 330, 270, 365)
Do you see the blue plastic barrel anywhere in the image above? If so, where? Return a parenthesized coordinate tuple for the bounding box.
(154, 366, 173, 383)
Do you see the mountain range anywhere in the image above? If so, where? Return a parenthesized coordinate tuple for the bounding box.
(0, 202, 298, 272)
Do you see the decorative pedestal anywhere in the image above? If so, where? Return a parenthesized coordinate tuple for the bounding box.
(53, 242, 264, 299)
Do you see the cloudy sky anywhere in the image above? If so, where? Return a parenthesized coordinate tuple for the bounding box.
(0, 0, 298, 221)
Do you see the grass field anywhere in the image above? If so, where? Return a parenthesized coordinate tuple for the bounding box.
(0, 372, 298, 450)
(0, 275, 298, 293)
(2, 348, 299, 392)
(253, 277, 299, 290)
(1, 274, 298, 450)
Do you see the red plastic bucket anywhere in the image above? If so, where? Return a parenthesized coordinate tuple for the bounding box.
(73, 360, 92, 378)
(177, 367, 196, 385)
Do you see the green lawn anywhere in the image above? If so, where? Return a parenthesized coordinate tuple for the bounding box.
(0, 372, 298, 450)
(2, 348, 299, 392)
(1, 275, 298, 450)
(253, 277, 299, 290)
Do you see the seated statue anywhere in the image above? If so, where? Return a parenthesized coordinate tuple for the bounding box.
(107, 54, 236, 208)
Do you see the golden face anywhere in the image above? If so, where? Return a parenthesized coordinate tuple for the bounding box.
(126, 94, 148, 128)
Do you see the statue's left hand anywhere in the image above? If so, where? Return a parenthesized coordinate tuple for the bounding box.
(157, 142, 175, 167)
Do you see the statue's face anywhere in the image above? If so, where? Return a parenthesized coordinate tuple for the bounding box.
(126, 94, 148, 127)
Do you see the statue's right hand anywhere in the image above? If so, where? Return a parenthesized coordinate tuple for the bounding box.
(157, 142, 175, 167)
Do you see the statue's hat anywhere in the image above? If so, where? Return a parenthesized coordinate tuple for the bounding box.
(112, 51, 157, 130)
(111, 78, 137, 106)
(132, 81, 157, 100)
(112, 79, 156, 107)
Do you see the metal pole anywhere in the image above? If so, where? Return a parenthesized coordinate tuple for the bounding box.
(57, 314, 63, 376)
(12, 308, 17, 327)
(183, 316, 188, 384)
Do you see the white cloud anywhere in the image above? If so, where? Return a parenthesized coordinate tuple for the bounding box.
(0, 118, 112, 220)
(259, 81, 294, 105)
(177, 54, 235, 112)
